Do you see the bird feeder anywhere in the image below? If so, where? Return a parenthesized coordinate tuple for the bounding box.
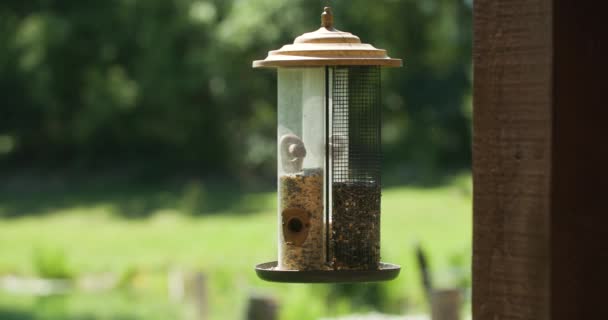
(254, 7, 402, 283)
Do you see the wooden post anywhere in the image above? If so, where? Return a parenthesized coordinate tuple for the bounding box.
(168, 269, 185, 302)
(246, 294, 278, 320)
(473, 0, 608, 319)
(431, 289, 461, 320)
(190, 272, 208, 320)
(473, 1, 552, 319)
(168, 270, 208, 320)
(551, 2, 608, 319)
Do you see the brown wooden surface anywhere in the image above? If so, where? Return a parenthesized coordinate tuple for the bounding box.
(473, 0, 552, 319)
(552, 1, 608, 319)
(474, 0, 608, 319)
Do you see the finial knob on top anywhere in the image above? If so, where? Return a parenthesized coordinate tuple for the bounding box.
(321, 7, 334, 29)
(252, 4, 402, 68)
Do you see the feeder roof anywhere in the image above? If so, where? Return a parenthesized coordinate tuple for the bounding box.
(253, 7, 402, 68)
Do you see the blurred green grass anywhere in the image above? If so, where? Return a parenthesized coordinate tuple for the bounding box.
(0, 174, 471, 319)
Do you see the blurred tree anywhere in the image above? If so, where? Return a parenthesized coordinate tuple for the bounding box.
(0, 0, 471, 180)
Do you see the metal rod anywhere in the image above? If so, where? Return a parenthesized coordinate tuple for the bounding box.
(325, 66, 330, 264)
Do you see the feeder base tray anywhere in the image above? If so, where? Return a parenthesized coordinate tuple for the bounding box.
(255, 261, 400, 283)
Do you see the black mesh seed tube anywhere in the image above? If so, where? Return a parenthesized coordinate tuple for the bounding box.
(329, 66, 382, 270)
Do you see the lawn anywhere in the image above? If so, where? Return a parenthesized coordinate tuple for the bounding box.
(0, 174, 471, 319)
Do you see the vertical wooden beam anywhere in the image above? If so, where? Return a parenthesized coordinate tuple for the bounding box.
(552, 2, 608, 319)
(474, 0, 608, 319)
(473, 0, 552, 319)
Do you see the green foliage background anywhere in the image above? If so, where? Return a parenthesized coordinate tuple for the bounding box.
(0, 0, 471, 178)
